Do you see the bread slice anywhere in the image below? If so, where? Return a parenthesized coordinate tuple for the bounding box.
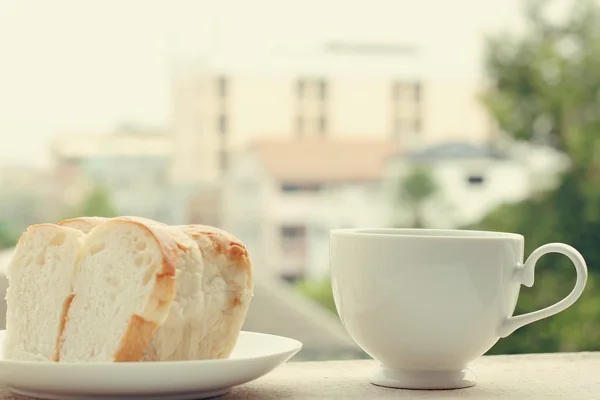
(3, 224, 86, 361)
(58, 217, 178, 362)
(142, 225, 253, 361)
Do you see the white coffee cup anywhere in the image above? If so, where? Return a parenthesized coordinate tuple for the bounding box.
(329, 229, 588, 389)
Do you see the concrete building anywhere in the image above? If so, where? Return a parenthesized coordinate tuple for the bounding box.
(221, 137, 392, 281)
(0, 166, 55, 234)
(169, 42, 493, 193)
(222, 137, 569, 281)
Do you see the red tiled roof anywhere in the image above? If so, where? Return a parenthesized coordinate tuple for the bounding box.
(250, 137, 396, 183)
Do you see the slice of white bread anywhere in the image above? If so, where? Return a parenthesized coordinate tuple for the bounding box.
(58, 217, 178, 362)
(142, 225, 253, 361)
(3, 224, 86, 361)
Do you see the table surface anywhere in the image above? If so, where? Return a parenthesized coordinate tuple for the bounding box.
(1, 352, 598, 399)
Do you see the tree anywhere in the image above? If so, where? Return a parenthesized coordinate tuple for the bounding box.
(296, 275, 337, 314)
(471, 0, 600, 354)
(63, 186, 119, 219)
(482, 0, 600, 213)
(480, 0, 600, 272)
(395, 166, 438, 228)
(0, 221, 17, 250)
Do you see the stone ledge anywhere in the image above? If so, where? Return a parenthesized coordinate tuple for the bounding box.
(223, 352, 598, 399)
(0, 352, 597, 399)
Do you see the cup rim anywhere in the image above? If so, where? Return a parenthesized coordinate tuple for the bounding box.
(330, 228, 524, 241)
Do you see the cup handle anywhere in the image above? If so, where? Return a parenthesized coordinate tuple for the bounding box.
(498, 243, 588, 338)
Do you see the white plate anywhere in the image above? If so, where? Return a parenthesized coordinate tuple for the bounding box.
(0, 330, 302, 399)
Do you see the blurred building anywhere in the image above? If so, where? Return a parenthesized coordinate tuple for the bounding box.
(0, 165, 55, 233)
(385, 141, 569, 229)
(51, 127, 174, 223)
(221, 137, 392, 281)
(170, 41, 492, 191)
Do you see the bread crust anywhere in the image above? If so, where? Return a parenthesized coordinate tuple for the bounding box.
(58, 217, 110, 233)
(54, 293, 75, 361)
(179, 225, 253, 289)
(114, 315, 159, 362)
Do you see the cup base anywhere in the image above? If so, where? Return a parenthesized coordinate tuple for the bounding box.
(370, 365, 476, 390)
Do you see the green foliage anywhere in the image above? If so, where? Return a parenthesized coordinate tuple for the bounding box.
(468, 170, 600, 274)
(488, 273, 600, 354)
(466, 171, 600, 354)
(62, 186, 119, 220)
(395, 167, 438, 228)
(296, 276, 337, 314)
(483, 0, 600, 150)
(474, 0, 600, 354)
(397, 167, 438, 207)
(0, 221, 18, 250)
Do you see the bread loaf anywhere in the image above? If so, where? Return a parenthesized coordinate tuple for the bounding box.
(3, 216, 253, 363)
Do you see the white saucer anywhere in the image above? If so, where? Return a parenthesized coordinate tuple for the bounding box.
(0, 330, 302, 399)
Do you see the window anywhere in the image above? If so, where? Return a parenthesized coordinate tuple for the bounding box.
(319, 79, 328, 100)
(393, 81, 422, 102)
(295, 77, 328, 136)
(280, 225, 307, 255)
(414, 118, 422, 133)
(217, 76, 228, 98)
(392, 80, 422, 138)
(219, 150, 228, 173)
(218, 114, 228, 135)
(296, 115, 304, 135)
(467, 175, 485, 185)
(297, 80, 305, 99)
(281, 225, 305, 238)
(318, 115, 327, 135)
(414, 82, 422, 102)
(281, 183, 322, 193)
(393, 82, 409, 101)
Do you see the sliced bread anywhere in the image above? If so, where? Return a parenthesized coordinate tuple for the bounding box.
(5, 216, 253, 363)
(58, 217, 178, 362)
(3, 224, 85, 361)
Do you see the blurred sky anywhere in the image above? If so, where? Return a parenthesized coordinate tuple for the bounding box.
(0, 0, 528, 168)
